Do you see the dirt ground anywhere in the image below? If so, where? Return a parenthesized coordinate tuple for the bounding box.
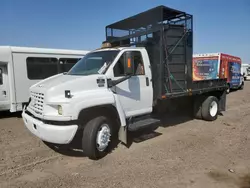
(1, 83, 250, 188)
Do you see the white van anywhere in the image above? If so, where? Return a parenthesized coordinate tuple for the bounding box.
(0, 46, 89, 112)
(241, 63, 250, 80)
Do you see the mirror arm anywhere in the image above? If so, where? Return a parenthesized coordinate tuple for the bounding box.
(107, 75, 132, 88)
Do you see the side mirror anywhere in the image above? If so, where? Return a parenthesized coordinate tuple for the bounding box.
(124, 51, 134, 75)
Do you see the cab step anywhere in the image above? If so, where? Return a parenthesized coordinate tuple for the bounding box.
(128, 117, 161, 131)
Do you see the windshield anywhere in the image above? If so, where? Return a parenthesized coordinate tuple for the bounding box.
(67, 50, 119, 75)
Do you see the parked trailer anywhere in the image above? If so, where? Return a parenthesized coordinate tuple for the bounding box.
(193, 53, 243, 93)
(0, 46, 89, 112)
(22, 5, 227, 160)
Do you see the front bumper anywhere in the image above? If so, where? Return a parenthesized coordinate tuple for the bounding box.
(22, 110, 78, 144)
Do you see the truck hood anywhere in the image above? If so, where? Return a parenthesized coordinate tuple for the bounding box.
(32, 73, 77, 89)
(30, 74, 108, 103)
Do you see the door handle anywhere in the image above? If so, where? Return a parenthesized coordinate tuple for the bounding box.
(2, 91, 6, 96)
(146, 77, 149, 86)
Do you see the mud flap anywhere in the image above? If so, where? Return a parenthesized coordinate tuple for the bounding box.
(219, 90, 227, 112)
(118, 125, 127, 144)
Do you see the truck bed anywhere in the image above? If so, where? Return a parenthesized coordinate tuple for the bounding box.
(163, 78, 227, 98)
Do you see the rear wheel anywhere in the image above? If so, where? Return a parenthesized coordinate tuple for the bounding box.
(201, 96, 219, 121)
(82, 116, 117, 160)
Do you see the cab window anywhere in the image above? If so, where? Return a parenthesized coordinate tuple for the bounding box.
(113, 51, 145, 77)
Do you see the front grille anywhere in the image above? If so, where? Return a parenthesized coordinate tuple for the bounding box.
(29, 91, 44, 115)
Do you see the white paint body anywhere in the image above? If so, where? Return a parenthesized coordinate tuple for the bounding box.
(22, 47, 154, 144)
(0, 46, 89, 112)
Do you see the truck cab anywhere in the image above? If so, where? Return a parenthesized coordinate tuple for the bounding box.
(22, 47, 154, 158)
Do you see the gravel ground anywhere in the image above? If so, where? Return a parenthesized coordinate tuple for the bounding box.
(0, 82, 250, 188)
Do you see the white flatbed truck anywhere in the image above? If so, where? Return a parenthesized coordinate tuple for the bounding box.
(22, 6, 227, 159)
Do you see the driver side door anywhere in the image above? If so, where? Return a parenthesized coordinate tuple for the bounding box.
(112, 50, 153, 117)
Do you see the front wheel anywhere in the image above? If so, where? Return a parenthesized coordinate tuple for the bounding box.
(82, 116, 117, 160)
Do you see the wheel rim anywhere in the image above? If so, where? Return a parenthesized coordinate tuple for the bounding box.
(96, 124, 111, 151)
(210, 101, 218, 117)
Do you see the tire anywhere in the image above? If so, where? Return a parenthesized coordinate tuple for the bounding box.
(201, 96, 219, 121)
(82, 116, 117, 160)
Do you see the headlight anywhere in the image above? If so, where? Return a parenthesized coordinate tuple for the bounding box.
(58, 105, 63, 115)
